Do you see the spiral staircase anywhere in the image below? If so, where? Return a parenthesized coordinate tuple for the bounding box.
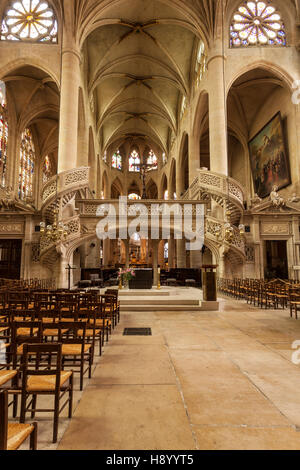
(39, 167, 246, 273)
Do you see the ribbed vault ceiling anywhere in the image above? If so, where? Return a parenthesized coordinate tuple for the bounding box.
(82, 0, 207, 155)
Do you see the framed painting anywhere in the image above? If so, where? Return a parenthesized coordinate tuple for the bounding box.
(248, 112, 291, 199)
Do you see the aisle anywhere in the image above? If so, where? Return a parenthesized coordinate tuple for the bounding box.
(58, 301, 300, 450)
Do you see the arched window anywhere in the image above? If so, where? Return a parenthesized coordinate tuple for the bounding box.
(128, 193, 141, 200)
(102, 151, 107, 163)
(164, 190, 169, 200)
(19, 128, 35, 200)
(147, 149, 158, 170)
(129, 150, 140, 172)
(230, 1, 286, 47)
(1, 0, 58, 43)
(162, 152, 167, 165)
(112, 150, 122, 170)
(0, 81, 8, 187)
(42, 155, 52, 183)
(195, 40, 207, 87)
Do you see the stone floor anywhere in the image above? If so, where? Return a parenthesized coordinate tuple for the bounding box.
(15, 296, 300, 450)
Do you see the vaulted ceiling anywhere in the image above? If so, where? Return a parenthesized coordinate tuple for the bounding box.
(81, 0, 207, 155)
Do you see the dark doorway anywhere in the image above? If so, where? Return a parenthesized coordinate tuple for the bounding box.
(0, 239, 22, 279)
(265, 240, 288, 280)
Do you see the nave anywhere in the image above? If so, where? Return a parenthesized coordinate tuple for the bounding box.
(11, 296, 300, 451)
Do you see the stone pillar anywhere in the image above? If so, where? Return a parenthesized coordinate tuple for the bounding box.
(152, 240, 159, 286)
(189, 134, 200, 186)
(58, 37, 81, 173)
(176, 158, 185, 199)
(176, 239, 186, 268)
(207, 43, 228, 176)
(124, 239, 130, 268)
(103, 238, 111, 267)
(168, 235, 175, 268)
(21, 216, 34, 280)
(190, 249, 202, 269)
(158, 240, 165, 267)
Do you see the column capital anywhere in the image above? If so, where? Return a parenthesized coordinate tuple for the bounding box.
(62, 47, 82, 63)
(206, 54, 226, 69)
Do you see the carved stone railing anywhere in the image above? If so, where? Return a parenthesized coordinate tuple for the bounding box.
(197, 170, 244, 208)
(41, 167, 90, 208)
(205, 215, 245, 260)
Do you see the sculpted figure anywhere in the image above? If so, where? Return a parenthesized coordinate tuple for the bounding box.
(270, 185, 285, 208)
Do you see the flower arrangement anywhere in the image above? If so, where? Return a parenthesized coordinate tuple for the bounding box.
(118, 268, 136, 284)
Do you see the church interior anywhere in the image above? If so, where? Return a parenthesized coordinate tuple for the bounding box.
(1, 0, 300, 452)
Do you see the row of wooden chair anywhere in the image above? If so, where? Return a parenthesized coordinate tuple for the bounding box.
(218, 278, 300, 318)
(0, 287, 120, 449)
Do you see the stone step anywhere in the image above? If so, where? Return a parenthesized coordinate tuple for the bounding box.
(120, 304, 202, 312)
(119, 290, 170, 297)
(120, 301, 219, 312)
(120, 298, 199, 305)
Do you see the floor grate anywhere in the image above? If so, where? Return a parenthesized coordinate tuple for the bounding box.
(123, 328, 152, 336)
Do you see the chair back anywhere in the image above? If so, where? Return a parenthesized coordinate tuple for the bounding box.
(21, 343, 63, 394)
(0, 389, 8, 450)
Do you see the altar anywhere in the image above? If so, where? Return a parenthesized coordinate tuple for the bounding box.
(128, 268, 153, 289)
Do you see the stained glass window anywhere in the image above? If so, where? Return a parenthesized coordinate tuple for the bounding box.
(112, 150, 122, 170)
(129, 150, 140, 172)
(1, 0, 58, 43)
(147, 149, 158, 170)
(102, 151, 107, 163)
(19, 128, 35, 200)
(128, 193, 141, 200)
(42, 155, 52, 183)
(230, 1, 286, 47)
(195, 40, 207, 87)
(0, 81, 7, 187)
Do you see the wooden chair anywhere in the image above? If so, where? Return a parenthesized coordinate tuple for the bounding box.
(289, 288, 300, 319)
(19, 343, 73, 444)
(55, 321, 93, 391)
(0, 390, 37, 450)
(77, 308, 102, 356)
(105, 289, 120, 324)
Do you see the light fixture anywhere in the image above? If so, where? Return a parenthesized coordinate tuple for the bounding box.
(40, 209, 69, 243)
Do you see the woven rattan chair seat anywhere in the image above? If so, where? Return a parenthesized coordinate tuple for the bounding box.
(78, 329, 101, 336)
(61, 343, 92, 355)
(17, 327, 38, 336)
(0, 370, 17, 386)
(26, 371, 72, 392)
(7, 423, 35, 450)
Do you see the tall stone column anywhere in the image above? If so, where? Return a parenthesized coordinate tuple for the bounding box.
(152, 240, 159, 286)
(103, 238, 111, 267)
(168, 235, 175, 268)
(158, 240, 165, 267)
(189, 134, 200, 186)
(176, 239, 186, 268)
(190, 249, 202, 269)
(21, 216, 33, 280)
(58, 36, 81, 173)
(176, 158, 185, 199)
(124, 239, 130, 268)
(207, 42, 228, 176)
